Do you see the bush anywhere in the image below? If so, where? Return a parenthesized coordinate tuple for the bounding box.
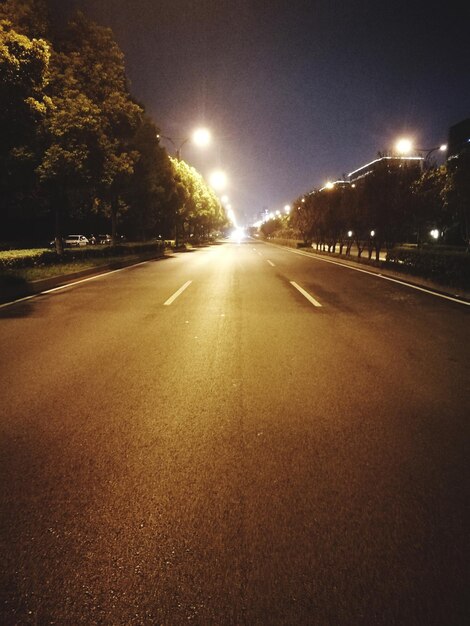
(0, 241, 165, 270)
(385, 247, 470, 289)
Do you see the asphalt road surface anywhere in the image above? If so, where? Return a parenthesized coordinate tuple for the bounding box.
(1, 240, 469, 625)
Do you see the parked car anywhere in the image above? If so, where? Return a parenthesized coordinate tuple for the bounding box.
(98, 234, 112, 245)
(65, 234, 89, 247)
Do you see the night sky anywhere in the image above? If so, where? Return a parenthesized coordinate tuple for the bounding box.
(51, 0, 469, 224)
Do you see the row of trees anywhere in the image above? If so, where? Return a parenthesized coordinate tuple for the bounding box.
(0, 0, 227, 250)
(262, 154, 470, 258)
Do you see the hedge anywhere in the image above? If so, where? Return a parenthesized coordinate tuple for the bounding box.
(0, 242, 165, 270)
(385, 247, 470, 290)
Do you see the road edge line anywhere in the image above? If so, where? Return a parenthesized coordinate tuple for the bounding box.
(267, 243, 470, 306)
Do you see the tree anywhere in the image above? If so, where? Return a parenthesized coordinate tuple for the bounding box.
(411, 166, 447, 245)
(356, 159, 420, 259)
(123, 115, 177, 240)
(289, 195, 316, 244)
(444, 151, 470, 249)
(36, 12, 144, 249)
(170, 157, 226, 245)
(0, 17, 51, 238)
(0, 0, 50, 39)
(57, 12, 143, 244)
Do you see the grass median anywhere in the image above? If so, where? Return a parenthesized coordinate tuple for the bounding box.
(0, 243, 166, 288)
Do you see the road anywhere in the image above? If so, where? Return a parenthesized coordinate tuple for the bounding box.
(1, 240, 469, 625)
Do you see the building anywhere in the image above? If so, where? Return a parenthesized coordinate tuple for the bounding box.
(347, 156, 423, 184)
(447, 118, 470, 160)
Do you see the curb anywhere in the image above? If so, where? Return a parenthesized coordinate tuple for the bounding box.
(0, 251, 168, 305)
(266, 241, 470, 303)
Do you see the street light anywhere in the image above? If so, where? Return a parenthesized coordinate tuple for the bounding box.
(209, 170, 228, 191)
(395, 137, 447, 168)
(158, 126, 211, 160)
(192, 127, 211, 148)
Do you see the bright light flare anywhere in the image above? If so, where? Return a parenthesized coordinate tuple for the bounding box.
(284, 204, 291, 214)
(230, 227, 245, 243)
(209, 170, 228, 191)
(227, 208, 237, 225)
(395, 138, 413, 155)
(430, 229, 440, 239)
(192, 127, 211, 148)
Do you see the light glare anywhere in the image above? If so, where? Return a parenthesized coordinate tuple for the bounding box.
(209, 170, 228, 190)
(396, 138, 413, 154)
(192, 127, 211, 147)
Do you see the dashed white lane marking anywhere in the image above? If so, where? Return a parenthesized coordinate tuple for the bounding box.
(268, 243, 469, 307)
(267, 260, 275, 267)
(164, 280, 192, 305)
(290, 281, 322, 307)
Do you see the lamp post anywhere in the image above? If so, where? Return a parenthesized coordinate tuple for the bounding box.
(158, 127, 211, 160)
(394, 138, 447, 169)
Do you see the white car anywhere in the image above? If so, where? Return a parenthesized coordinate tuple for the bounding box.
(65, 235, 89, 247)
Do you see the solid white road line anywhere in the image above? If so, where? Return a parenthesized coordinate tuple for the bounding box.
(0, 261, 152, 310)
(268, 243, 470, 307)
(164, 280, 192, 305)
(290, 281, 322, 307)
(267, 260, 275, 267)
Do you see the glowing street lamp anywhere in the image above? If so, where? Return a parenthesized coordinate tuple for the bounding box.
(395, 138, 414, 155)
(158, 126, 211, 160)
(325, 181, 335, 190)
(395, 137, 447, 168)
(209, 170, 228, 191)
(284, 204, 291, 214)
(192, 127, 211, 148)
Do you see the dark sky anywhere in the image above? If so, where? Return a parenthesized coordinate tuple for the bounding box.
(51, 0, 469, 224)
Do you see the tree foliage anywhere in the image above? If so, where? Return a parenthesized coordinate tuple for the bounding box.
(170, 157, 227, 243)
(284, 158, 469, 259)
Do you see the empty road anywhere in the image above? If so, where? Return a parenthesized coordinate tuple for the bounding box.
(1, 240, 469, 625)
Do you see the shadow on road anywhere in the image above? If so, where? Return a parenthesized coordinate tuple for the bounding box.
(0, 299, 37, 319)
